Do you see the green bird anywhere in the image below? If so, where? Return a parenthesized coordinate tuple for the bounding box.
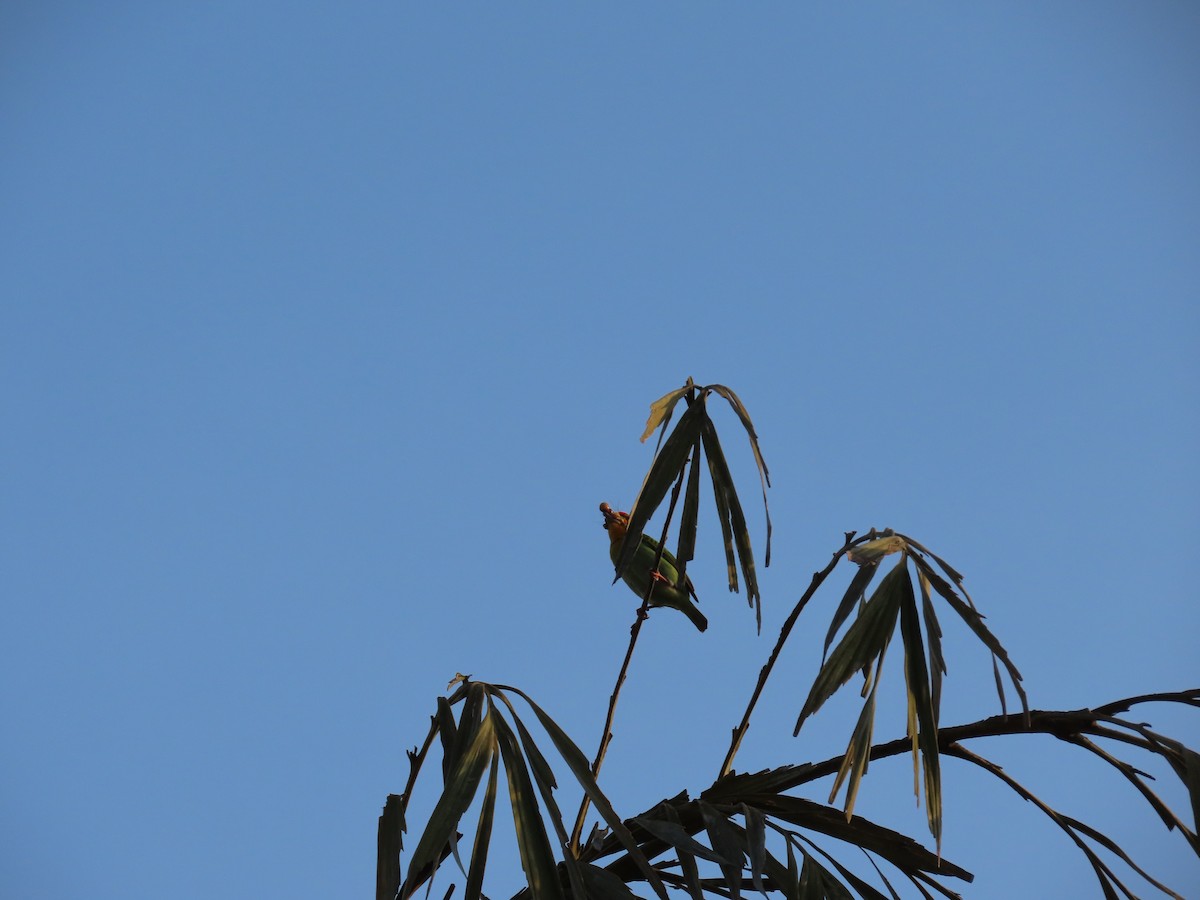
(600, 502, 708, 632)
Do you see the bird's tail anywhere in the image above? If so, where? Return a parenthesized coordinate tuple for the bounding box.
(680, 601, 708, 633)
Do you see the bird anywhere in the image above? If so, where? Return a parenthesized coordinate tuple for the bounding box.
(600, 502, 708, 632)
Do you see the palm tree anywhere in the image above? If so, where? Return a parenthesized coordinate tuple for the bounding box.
(377, 379, 1198, 900)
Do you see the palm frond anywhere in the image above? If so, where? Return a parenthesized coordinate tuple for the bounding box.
(617, 378, 771, 630)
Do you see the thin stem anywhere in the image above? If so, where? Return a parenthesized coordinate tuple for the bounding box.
(567, 602, 646, 853)
(718, 530, 869, 778)
(745, 701, 1190, 793)
(395, 716, 441, 834)
(569, 462, 691, 853)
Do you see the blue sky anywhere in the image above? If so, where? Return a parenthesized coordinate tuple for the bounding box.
(2, 4, 1197, 898)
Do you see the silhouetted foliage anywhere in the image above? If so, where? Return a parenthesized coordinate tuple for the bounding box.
(378, 380, 1198, 900)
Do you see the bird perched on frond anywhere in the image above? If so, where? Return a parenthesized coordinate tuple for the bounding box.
(600, 502, 707, 632)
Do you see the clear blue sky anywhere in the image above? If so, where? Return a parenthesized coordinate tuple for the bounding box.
(2, 4, 1197, 898)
